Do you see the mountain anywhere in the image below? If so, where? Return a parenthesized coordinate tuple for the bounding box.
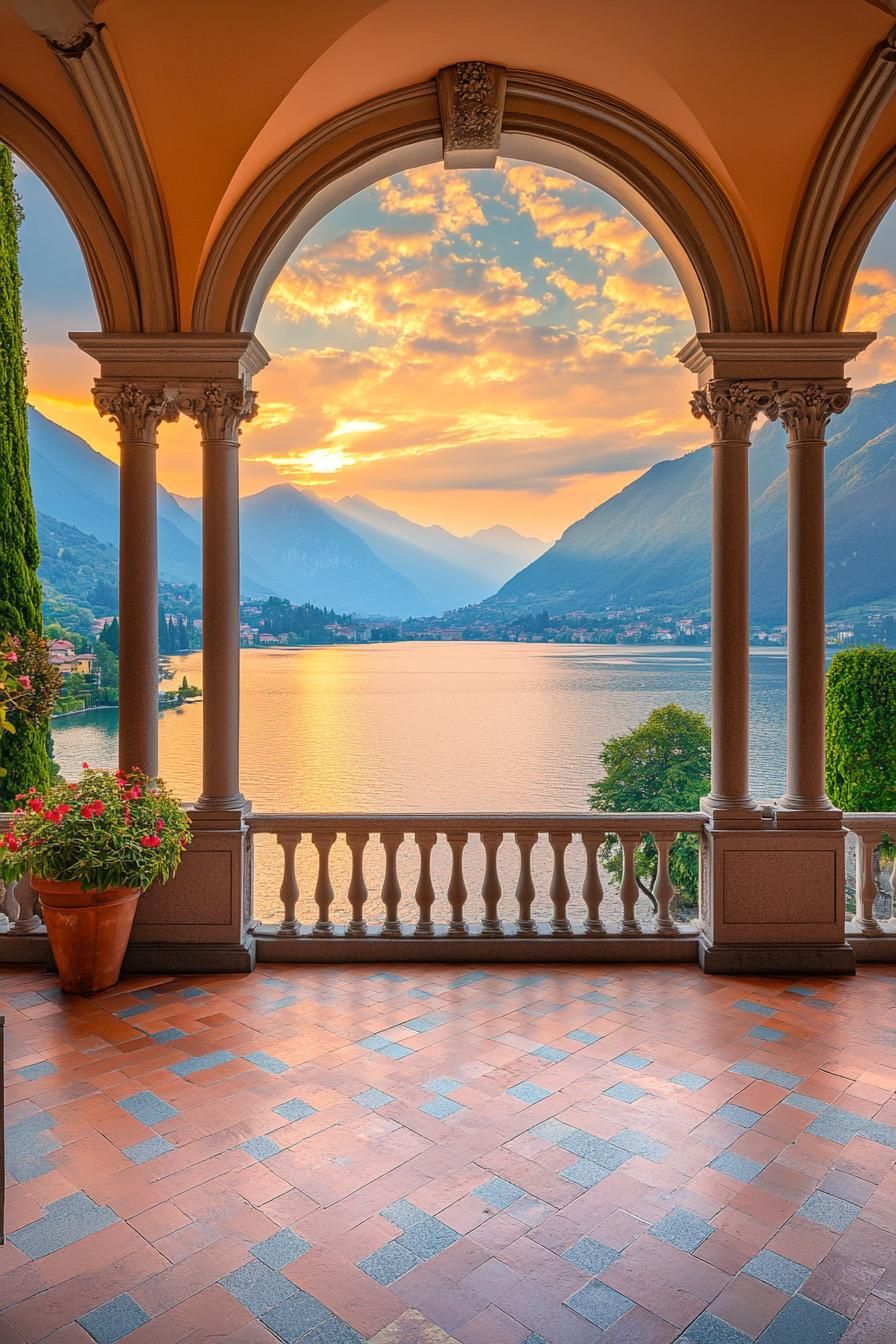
(479, 380, 896, 625)
(329, 495, 547, 611)
(239, 485, 431, 616)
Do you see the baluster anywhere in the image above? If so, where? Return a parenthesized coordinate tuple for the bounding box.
(446, 831, 469, 936)
(12, 875, 43, 934)
(618, 832, 642, 935)
(854, 830, 884, 935)
(414, 831, 436, 937)
(0, 879, 20, 934)
(890, 842, 896, 921)
(275, 833, 301, 937)
(652, 832, 679, 935)
(581, 831, 606, 935)
(480, 832, 504, 936)
(346, 831, 369, 937)
(548, 831, 572, 934)
(311, 831, 336, 936)
(380, 831, 404, 937)
(514, 831, 537, 934)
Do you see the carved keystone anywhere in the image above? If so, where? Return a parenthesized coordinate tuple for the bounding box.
(437, 61, 507, 168)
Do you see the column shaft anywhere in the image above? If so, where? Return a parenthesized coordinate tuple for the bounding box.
(118, 436, 159, 775)
(200, 435, 243, 807)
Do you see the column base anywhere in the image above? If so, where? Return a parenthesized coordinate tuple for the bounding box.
(700, 796, 765, 829)
(122, 934, 256, 975)
(774, 800, 843, 830)
(698, 935, 855, 975)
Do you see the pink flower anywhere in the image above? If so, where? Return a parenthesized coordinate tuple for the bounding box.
(5, 650, 17, 664)
(16, 675, 31, 689)
(155, 818, 165, 832)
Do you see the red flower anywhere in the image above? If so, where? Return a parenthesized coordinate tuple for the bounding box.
(80, 805, 94, 819)
(155, 818, 165, 832)
(82, 762, 89, 769)
(57, 804, 71, 816)
(28, 797, 44, 813)
(139, 835, 161, 849)
(79, 801, 104, 820)
(124, 785, 142, 801)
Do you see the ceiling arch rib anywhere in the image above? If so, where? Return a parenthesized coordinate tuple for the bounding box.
(0, 81, 138, 331)
(815, 145, 896, 330)
(193, 66, 767, 337)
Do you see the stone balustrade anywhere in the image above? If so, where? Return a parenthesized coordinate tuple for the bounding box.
(844, 814, 896, 939)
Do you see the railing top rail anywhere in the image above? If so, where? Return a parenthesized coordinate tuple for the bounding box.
(247, 811, 707, 835)
(844, 814, 896, 825)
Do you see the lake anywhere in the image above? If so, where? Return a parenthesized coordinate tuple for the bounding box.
(51, 643, 788, 925)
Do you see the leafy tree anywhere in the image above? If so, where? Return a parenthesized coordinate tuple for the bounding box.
(589, 703, 710, 912)
(0, 146, 52, 803)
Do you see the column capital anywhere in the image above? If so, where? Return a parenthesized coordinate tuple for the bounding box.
(178, 383, 258, 441)
(92, 380, 179, 441)
(690, 380, 773, 441)
(767, 382, 852, 444)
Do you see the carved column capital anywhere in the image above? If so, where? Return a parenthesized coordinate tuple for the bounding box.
(437, 60, 506, 168)
(767, 383, 852, 444)
(93, 381, 178, 441)
(690, 380, 774, 441)
(178, 383, 258, 441)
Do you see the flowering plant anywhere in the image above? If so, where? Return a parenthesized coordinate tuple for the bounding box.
(0, 765, 191, 891)
(1, 634, 63, 727)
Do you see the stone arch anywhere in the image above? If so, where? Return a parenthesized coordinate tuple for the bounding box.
(193, 68, 768, 335)
(814, 146, 896, 331)
(0, 83, 139, 332)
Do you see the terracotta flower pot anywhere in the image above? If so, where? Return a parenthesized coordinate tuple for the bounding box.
(31, 878, 139, 995)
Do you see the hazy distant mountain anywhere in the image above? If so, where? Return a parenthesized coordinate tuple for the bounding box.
(479, 380, 896, 624)
(239, 485, 430, 616)
(330, 495, 547, 611)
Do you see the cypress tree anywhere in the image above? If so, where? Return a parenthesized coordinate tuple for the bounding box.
(0, 146, 51, 804)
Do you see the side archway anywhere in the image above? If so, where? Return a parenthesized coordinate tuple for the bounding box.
(814, 146, 896, 331)
(0, 83, 139, 332)
(193, 68, 768, 336)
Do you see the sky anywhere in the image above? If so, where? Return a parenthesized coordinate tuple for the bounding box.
(14, 156, 896, 542)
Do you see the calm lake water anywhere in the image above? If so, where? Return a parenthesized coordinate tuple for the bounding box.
(51, 643, 788, 926)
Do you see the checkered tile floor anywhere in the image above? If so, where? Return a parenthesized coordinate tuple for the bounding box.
(3, 963, 896, 1343)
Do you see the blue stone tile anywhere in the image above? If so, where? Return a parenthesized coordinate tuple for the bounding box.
(651, 1207, 713, 1252)
(379, 1042, 413, 1060)
(359, 1034, 392, 1051)
(613, 1052, 651, 1071)
(782, 1093, 829, 1114)
(755, 1295, 849, 1343)
(123, 1136, 174, 1165)
(507, 1082, 551, 1103)
(733, 999, 775, 1018)
(381, 1200, 428, 1231)
(252, 1228, 310, 1270)
(242, 1135, 280, 1160)
(806, 1107, 868, 1145)
(558, 1131, 629, 1170)
(273, 1097, 316, 1122)
(149, 1027, 186, 1044)
(9, 991, 46, 1008)
(681, 1313, 752, 1344)
(798, 1192, 860, 1231)
(603, 1082, 646, 1104)
(368, 971, 406, 982)
(10, 1192, 119, 1259)
(262, 1289, 332, 1342)
(16, 1060, 57, 1081)
(115, 1004, 152, 1019)
(7, 1112, 60, 1183)
(425, 1076, 461, 1095)
(863, 1120, 896, 1149)
(565, 1280, 633, 1329)
(531, 1045, 569, 1062)
(448, 971, 488, 987)
(749, 1026, 785, 1042)
(786, 985, 816, 997)
(716, 1103, 762, 1129)
(530, 1117, 576, 1143)
(118, 1091, 177, 1126)
(562, 1237, 619, 1274)
(520, 1002, 565, 1018)
(730, 1060, 804, 1089)
(420, 1096, 463, 1119)
(567, 1029, 601, 1045)
(672, 1072, 711, 1091)
(358, 1241, 420, 1285)
(401, 1013, 449, 1032)
(396, 1217, 459, 1259)
(245, 1050, 289, 1075)
(474, 1178, 525, 1210)
(521, 1337, 550, 1344)
(561, 1158, 611, 1187)
(515, 974, 547, 986)
(581, 991, 616, 1005)
(708, 1151, 765, 1182)
(407, 988, 432, 1000)
(180, 986, 209, 999)
(221, 1260, 298, 1314)
(613, 1129, 668, 1161)
(303, 1320, 365, 1344)
(743, 1249, 810, 1293)
(77, 1293, 150, 1344)
(353, 1087, 394, 1110)
(169, 1050, 235, 1077)
(268, 995, 298, 1011)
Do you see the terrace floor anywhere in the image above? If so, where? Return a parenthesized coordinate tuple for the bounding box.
(2, 965, 896, 1344)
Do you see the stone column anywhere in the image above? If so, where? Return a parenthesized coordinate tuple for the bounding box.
(93, 382, 178, 776)
(179, 383, 257, 810)
(770, 384, 851, 817)
(691, 381, 771, 817)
